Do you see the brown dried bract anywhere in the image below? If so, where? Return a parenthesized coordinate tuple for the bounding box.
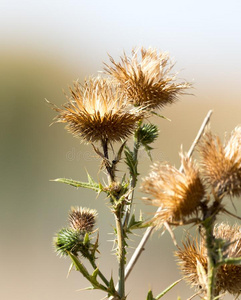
(105, 47, 191, 110)
(199, 126, 241, 198)
(176, 223, 241, 297)
(141, 154, 205, 226)
(68, 207, 98, 233)
(51, 77, 144, 143)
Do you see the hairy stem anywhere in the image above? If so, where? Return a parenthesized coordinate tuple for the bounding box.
(101, 138, 115, 183)
(115, 208, 126, 299)
(88, 257, 110, 287)
(123, 135, 140, 229)
(203, 219, 216, 300)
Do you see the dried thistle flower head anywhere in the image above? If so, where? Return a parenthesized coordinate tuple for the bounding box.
(176, 223, 241, 296)
(141, 154, 205, 226)
(105, 47, 191, 110)
(176, 237, 207, 292)
(52, 77, 143, 143)
(214, 223, 241, 296)
(199, 126, 241, 198)
(68, 206, 98, 233)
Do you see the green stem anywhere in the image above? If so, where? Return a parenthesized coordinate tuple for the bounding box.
(203, 219, 217, 300)
(88, 257, 110, 287)
(123, 130, 140, 230)
(101, 138, 115, 183)
(68, 252, 108, 293)
(115, 208, 126, 299)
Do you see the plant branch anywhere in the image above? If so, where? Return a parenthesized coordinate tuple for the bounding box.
(114, 207, 126, 299)
(88, 257, 110, 287)
(123, 132, 140, 230)
(124, 110, 213, 281)
(202, 215, 219, 300)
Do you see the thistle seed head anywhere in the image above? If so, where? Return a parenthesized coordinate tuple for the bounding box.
(141, 154, 205, 226)
(176, 223, 241, 296)
(68, 206, 98, 233)
(199, 126, 241, 198)
(51, 77, 143, 143)
(105, 47, 191, 110)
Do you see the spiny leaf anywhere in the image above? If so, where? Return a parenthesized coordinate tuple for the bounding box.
(109, 275, 116, 294)
(52, 176, 102, 193)
(127, 214, 147, 231)
(124, 146, 138, 177)
(68, 252, 108, 292)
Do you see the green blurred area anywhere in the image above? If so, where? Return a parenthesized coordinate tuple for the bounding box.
(1, 50, 240, 300)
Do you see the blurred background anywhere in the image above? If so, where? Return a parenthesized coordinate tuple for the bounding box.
(1, 1, 241, 299)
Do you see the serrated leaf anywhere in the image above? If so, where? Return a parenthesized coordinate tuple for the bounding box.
(127, 214, 148, 231)
(67, 252, 108, 292)
(124, 146, 138, 177)
(52, 176, 102, 193)
(67, 251, 90, 278)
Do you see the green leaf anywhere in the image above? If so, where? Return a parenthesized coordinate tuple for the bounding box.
(146, 290, 155, 300)
(90, 232, 99, 258)
(91, 268, 99, 281)
(127, 214, 147, 231)
(68, 252, 108, 292)
(155, 279, 181, 299)
(109, 275, 116, 294)
(68, 251, 90, 278)
(124, 146, 138, 177)
(52, 174, 102, 193)
(151, 111, 171, 121)
(83, 233, 90, 246)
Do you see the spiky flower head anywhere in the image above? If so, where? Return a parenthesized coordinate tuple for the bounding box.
(52, 77, 143, 143)
(175, 237, 207, 292)
(68, 206, 98, 233)
(141, 154, 205, 226)
(199, 126, 241, 198)
(214, 223, 241, 296)
(176, 223, 241, 296)
(54, 228, 85, 256)
(105, 47, 191, 110)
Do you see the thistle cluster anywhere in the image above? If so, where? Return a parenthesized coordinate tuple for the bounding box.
(54, 207, 98, 257)
(142, 126, 241, 227)
(142, 126, 241, 298)
(50, 47, 241, 300)
(176, 223, 241, 297)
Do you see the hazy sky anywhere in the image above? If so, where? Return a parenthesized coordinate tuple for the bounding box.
(1, 0, 241, 76)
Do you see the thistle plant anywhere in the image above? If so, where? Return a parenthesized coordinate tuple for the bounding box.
(50, 47, 241, 300)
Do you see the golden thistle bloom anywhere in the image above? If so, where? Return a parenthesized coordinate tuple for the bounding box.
(176, 223, 241, 296)
(141, 154, 205, 226)
(199, 126, 241, 198)
(105, 47, 191, 110)
(52, 77, 143, 143)
(175, 237, 207, 291)
(68, 207, 98, 233)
